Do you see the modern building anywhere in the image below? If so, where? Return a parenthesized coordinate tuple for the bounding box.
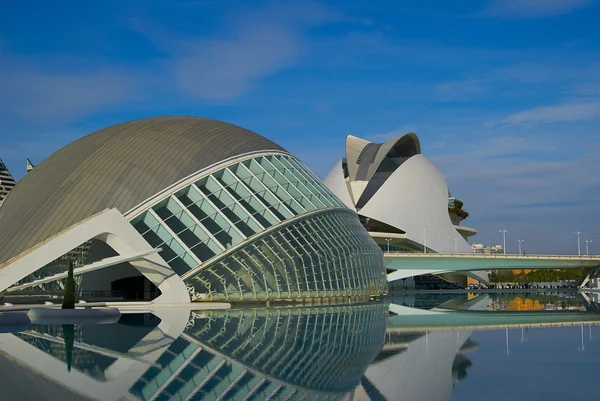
(471, 243, 503, 254)
(0, 158, 16, 208)
(0, 117, 386, 304)
(323, 133, 485, 286)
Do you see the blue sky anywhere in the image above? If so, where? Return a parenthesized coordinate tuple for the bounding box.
(1, 0, 599, 254)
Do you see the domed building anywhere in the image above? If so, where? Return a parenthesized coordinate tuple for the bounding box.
(0, 117, 386, 303)
(323, 133, 486, 286)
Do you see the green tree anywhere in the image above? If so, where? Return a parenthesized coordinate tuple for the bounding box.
(62, 259, 76, 309)
(62, 324, 74, 372)
(449, 199, 469, 223)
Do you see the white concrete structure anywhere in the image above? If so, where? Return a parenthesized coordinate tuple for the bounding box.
(325, 134, 476, 253)
(324, 133, 484, 284)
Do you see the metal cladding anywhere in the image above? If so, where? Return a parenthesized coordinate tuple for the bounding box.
(0, 117, 284, 265)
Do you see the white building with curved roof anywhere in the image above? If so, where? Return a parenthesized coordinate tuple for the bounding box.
(0, 117, 386, 303)
(323, 133, 484, 285)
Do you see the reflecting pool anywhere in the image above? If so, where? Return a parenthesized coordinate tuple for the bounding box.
(1, 291, 600, 400)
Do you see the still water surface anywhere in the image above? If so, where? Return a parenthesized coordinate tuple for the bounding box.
(1, 291, 599, 400)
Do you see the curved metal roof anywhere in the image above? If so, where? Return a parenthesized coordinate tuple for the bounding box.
(0, 116, 285, 265)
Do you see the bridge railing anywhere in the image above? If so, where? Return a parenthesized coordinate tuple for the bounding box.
(383, 251, 599, 259)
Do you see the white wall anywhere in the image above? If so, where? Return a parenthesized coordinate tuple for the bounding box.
(359, 155, 472, 253)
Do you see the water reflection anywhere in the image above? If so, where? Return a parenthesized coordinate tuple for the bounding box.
(0, 304, 387, 400)
(2, 293, 600, 400)
(354, 292, 600, 401)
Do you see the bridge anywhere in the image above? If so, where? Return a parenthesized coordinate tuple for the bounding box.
(384, 252, 600, 284)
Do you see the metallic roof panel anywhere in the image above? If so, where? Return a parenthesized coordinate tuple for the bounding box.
(0, 116, 285, 265)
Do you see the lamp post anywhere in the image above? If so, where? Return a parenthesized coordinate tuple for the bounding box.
(518, 239, 524, 256)
(453, 238, 458, 254)
(499, 229, 507, 255)
(578, 324, 585, 352)
(420, 227, 429, 253)
(585, 240, 592, 257)
(574, 231, 581, 256)
(385, 238, 392, 253)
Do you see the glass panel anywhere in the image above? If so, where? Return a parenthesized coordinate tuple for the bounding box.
(246, 159, 305, 215)
(185, 210, 386, 302)
(281, 156, 342, 208)
(180, 184, 243, 248)
(202, 175, 261, 237)
(133, 212, 196, 275)
(10, 239, 93, 291)
(218, 167, 278, 228)
(129, 153, 351, 278)
(235, 164, 293, 220)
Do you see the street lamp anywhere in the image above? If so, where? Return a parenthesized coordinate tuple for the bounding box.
(385, 238, 392, 253)
(453, 238, 458, 254)
(499, 229, 507, 255)
(504, 327, 510, 356)
(574, 231, 581, 256)
(420, 227, 429, 254)
(518, 239, 525, 256)
(578, 324, 585, 352)
(585, 240, 592, 257)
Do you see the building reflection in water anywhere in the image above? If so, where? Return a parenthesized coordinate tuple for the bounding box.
(2, 293, 600, 400)
(0, 304, 387, 400)
(353, 329, 476, 401)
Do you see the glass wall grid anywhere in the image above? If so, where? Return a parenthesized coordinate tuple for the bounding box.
(131, 154, 344, 276)
(185, 210, 386, 302)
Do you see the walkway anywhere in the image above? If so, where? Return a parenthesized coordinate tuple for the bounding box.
(385, 252, 600, 283)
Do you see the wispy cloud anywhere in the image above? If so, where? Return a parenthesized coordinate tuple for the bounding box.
(483, 0, 595, 18)
(463, 135, 557, 157)
(434, 79, 488, 102)
(366, 125, 419, 142)
(171, 1, 340, 100)
(501, 101, 600, 124)
(175, 26, 302, 100)
(0, 54, 143, 120)
(432, 136, 600, 252)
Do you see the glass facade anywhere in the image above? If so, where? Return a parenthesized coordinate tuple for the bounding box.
(10, 240, 92, 291)
(131, 154, 344, 277)
(128, 152, 385, 302)
(129, 304, 388, 400)
(9, 304, 388, 401)
(186, 210, 386, 301)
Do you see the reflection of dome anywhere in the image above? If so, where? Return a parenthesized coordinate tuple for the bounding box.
(0, 305, 388, 400)
(0, 117, 386, 303)
(324, 133, 473, 254)
(185, 304, 388, 394)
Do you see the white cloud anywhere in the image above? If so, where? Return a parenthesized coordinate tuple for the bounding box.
(463, 136, 556, 157)
(484, 0, 594, 18)
(432, 141, 600, 253)
(176, 26, 301, 100)
(0, 54, 143, 120)
(173, 1, 340, 100)
(434, 79, 488, 102)
(502, 101, 600, 124)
